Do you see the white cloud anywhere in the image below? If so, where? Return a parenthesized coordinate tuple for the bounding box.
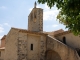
(0, 6, 7, 9)
(29, 8, 32, 11)
(0, 36, 3, 39)
(0, 26, 4, 33)
(52, 24, 58, 27)
(44, 3, 50, 10)
(0, 24, 3, 27)
(46, 24, 58, 28)
(29, 4, 59, 21)
(43, 4, 59, 21)
(0, 23, 10, 34)
(43, 10, 58, 21)
(45, 25, 50, 28)
(4, 23, 10, 27)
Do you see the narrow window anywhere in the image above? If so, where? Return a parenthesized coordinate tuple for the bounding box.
(63, 37, 66, 44)
(31, 44, 33, 50)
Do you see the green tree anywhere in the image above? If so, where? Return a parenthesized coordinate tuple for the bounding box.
(38, 0, 80, 35)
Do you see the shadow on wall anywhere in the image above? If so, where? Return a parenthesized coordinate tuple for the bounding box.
(76, 48, 80, 57)
(45, 50, 62, 60)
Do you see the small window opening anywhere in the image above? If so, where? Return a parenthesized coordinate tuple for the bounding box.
(31, 44, 33, 50)
(63, 37, 66, 44)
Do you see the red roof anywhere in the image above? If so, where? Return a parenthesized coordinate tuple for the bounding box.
(1, 35, 6, 40)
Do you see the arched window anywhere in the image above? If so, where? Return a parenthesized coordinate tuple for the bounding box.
(63, 36, 66, 44)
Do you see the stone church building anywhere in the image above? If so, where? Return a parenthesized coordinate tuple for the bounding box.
(0, 2, 80, 60)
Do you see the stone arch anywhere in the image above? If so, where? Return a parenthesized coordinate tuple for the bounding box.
(45, 50, 62, 60)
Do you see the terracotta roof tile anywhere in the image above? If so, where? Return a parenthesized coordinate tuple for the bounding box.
(45, 29, 64, 36)
(1, 35, 6, 40)
(54, 31, 71, 37)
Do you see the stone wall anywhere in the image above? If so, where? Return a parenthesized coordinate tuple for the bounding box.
(47, 35, 80, 60)
(55, 33, 80, 49)
(4, 28, 19, 60)
(18, 31, 46, 60)
(40, 36, 46, 60)
(0, 50, 5, 60)
(28, 8, 43, 32)
(17, 32, 27, 60)
(27, 34, 40, 60)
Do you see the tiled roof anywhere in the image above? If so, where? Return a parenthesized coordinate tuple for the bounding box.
(45, 29, 64, 36)
(54, 31, 71, 37)
(1, 35, 6, 40)
(53, 29, 64, 35)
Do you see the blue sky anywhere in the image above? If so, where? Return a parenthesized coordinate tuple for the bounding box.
(0, 0, 67, 39)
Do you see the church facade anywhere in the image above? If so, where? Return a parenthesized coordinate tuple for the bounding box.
(0, 2, 80, 60)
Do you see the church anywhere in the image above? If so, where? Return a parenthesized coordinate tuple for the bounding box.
(0, 2, 80, 60)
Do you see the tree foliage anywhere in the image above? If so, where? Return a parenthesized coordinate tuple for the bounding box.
(38, 0, 80, 35)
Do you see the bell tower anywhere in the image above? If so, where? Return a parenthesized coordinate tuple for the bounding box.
(28, 2, 43, 32)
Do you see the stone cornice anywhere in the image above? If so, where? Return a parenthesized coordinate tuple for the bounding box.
(11, 27, 47, 36)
